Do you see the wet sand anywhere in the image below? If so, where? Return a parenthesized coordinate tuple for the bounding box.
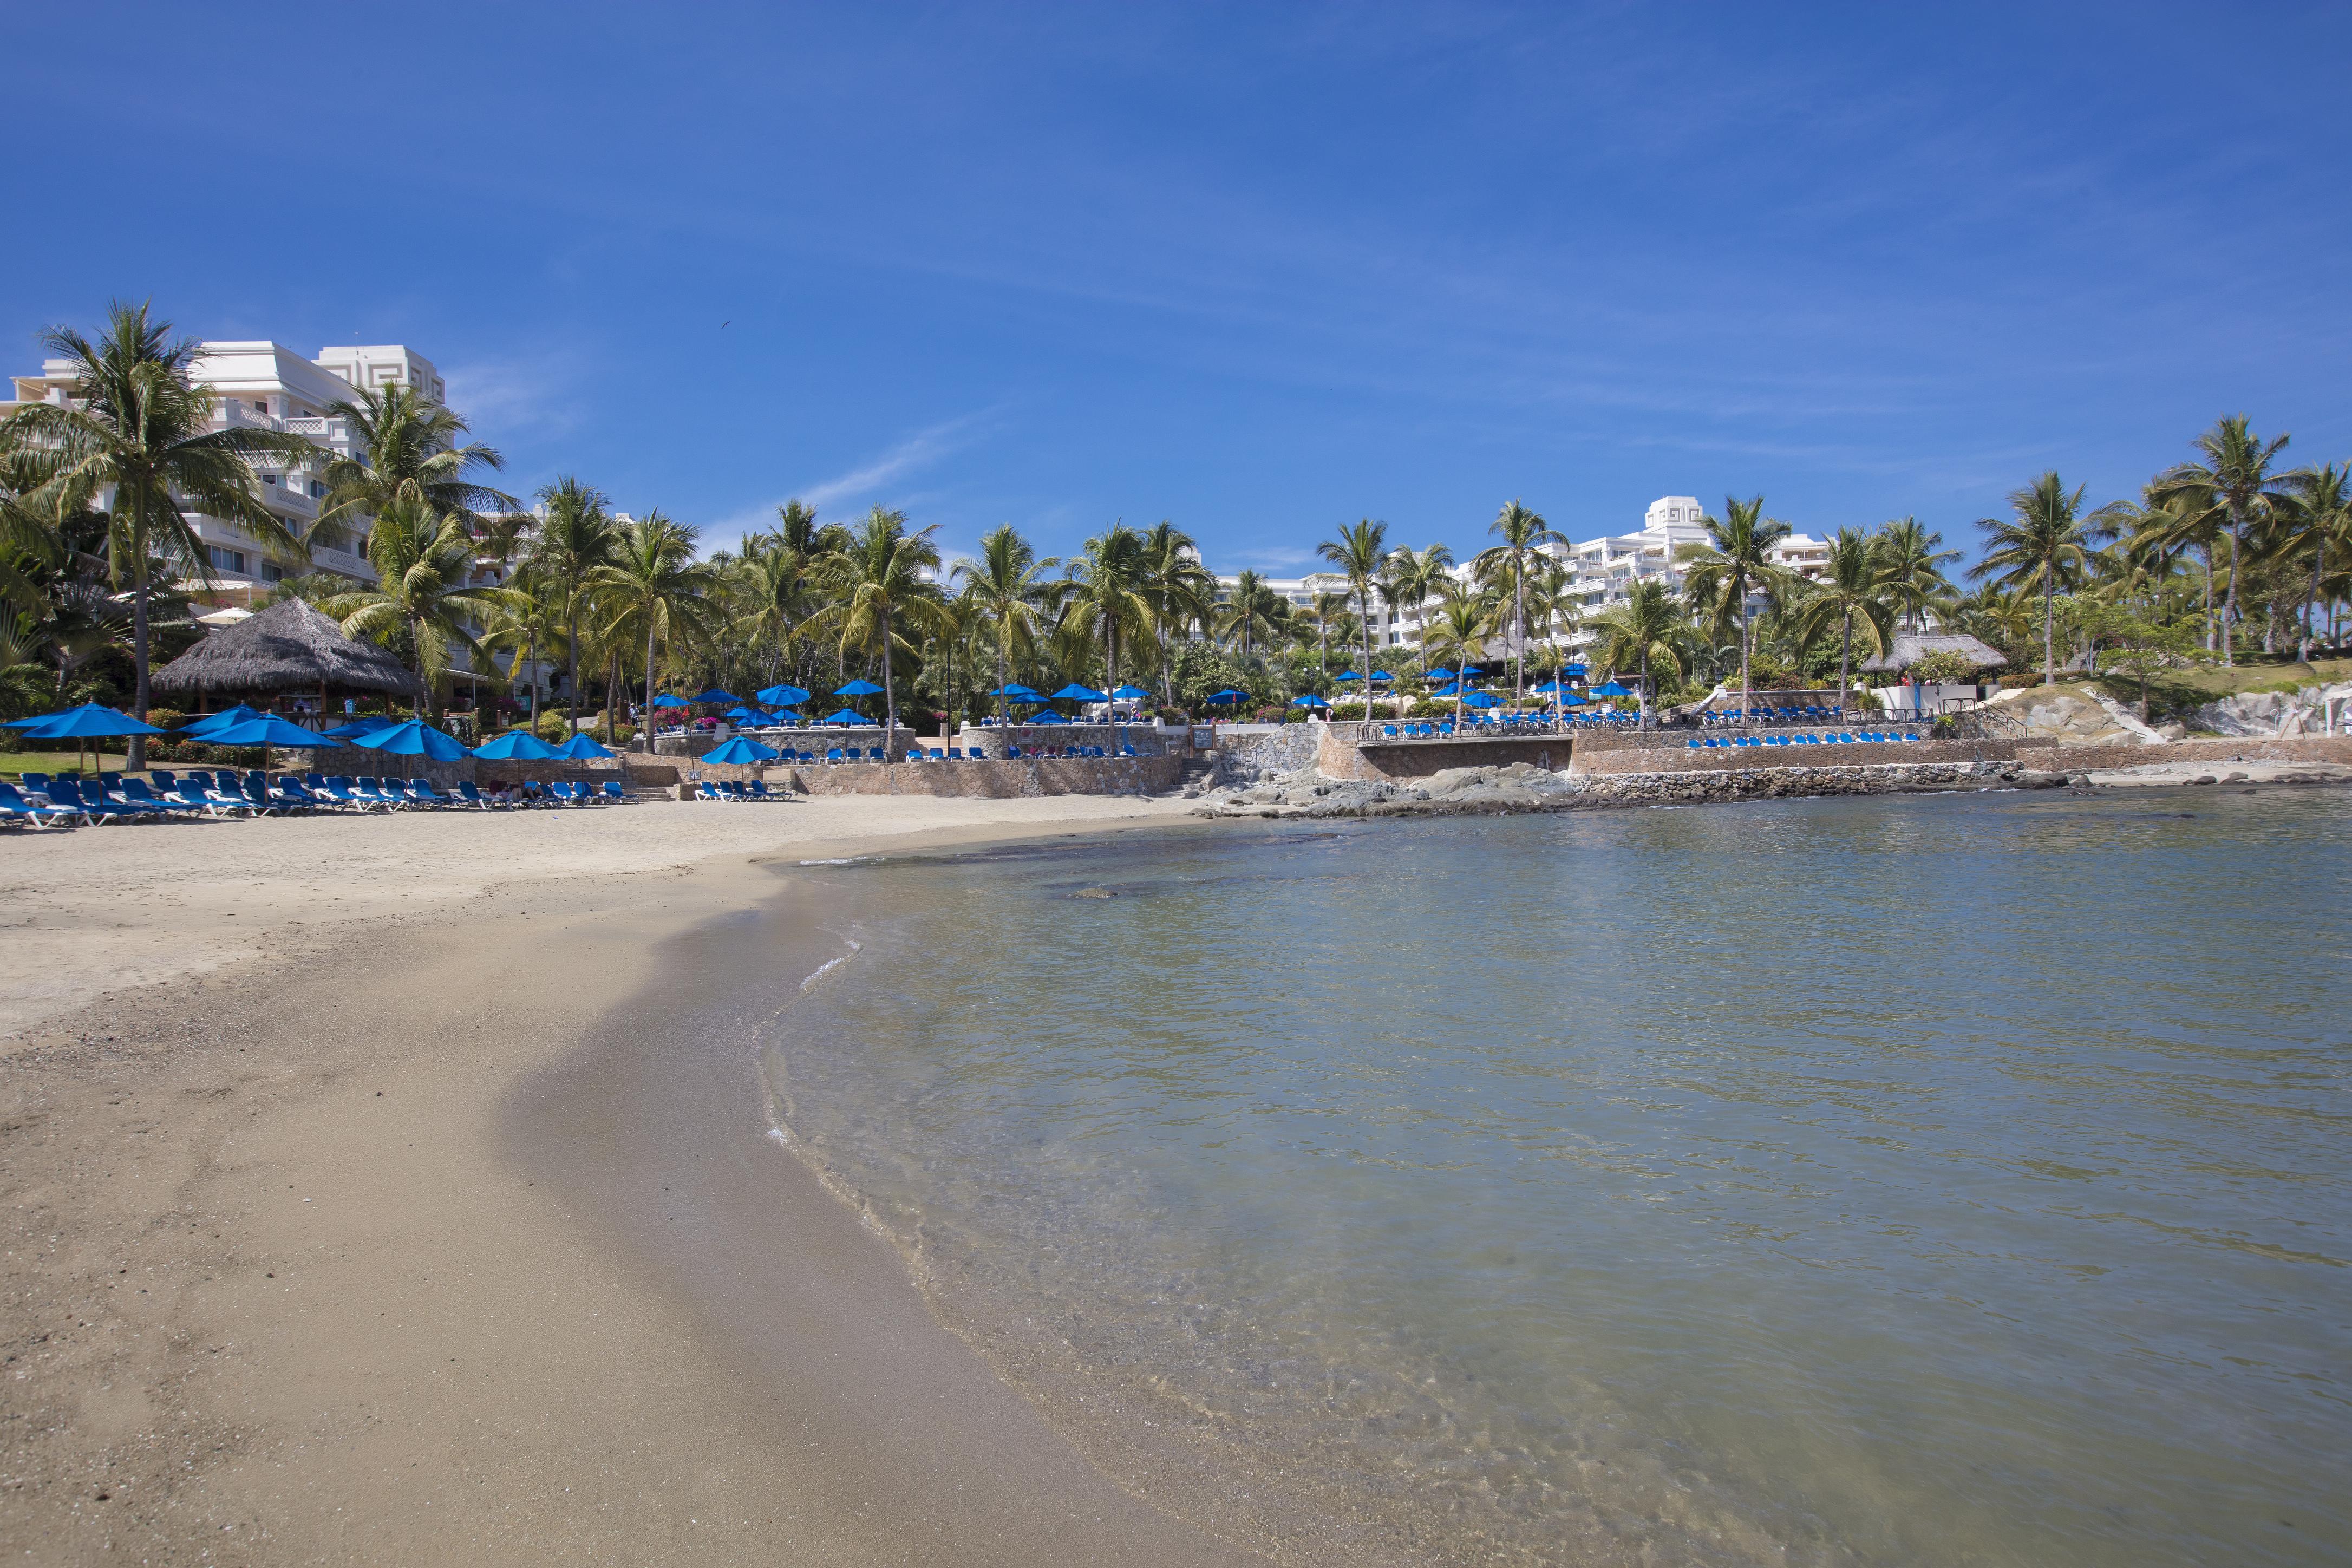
(0, 798, 1262, 1565)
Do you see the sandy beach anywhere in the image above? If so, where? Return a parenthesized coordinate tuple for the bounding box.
(0, 794, 1273, 1566)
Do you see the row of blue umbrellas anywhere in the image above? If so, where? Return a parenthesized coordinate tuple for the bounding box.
(3, 701, 620, 765)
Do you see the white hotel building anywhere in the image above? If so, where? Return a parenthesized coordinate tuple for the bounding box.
(1218, 497, 1833, 665)
(6, 341, 448, 597)
(5, 339, 554, 698)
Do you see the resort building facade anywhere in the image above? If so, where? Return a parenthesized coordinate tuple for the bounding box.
(4, 339, 453, 598)
(1214, 497, 1835, 665)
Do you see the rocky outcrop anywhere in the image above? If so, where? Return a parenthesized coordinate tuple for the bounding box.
(2188, 682, 2352, 738)
(1988, 687, 2152, 745)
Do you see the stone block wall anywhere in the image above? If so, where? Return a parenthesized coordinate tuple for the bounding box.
(778, 756, 1188, 799)
(1572, 736, 2032, 776)
(1323, 731, 1573, 781)
(955, 723, 1182, 759)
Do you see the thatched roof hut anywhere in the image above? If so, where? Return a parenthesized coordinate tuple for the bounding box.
(1858, 632, 2008, 673)
(153, 596, 422, 699)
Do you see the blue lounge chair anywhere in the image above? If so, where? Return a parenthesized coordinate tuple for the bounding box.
(119, 776, 202, 815)
(452, 781, 500, 809)
(600, 781, 625, 802)
(826, 748, 844, 763)
(409, 778, 456, 807)
(0, 779, 79, 827)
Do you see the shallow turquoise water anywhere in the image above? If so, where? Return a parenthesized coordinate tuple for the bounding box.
(763, 789, 2351, 1565)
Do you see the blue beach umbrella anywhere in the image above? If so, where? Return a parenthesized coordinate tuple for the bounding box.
(1027, 710, 1068, 725)
(756, 683, 811, 707)
(1460, 691, 1502, 708)
(552, 733, 615, 760)
(650, 693, 688, 709)
(354, 719, 469, 760)
(472, 730, 560, 760)
(200, 715, 345, 771)
(1291, 694, 1330, 708)
(833, 679, 885, 697)
(1110, 684, 1152, 700)
(1050, 683, 1108, 702)
(178, 703, 267, 736)
(701, 736, 779, 765)
(1590, 681, 1632, 697)
(1560, 663, 1589, 678)
(1205, 688, 1249, 705)
(691, 688, 740, 704)
(824, 708, 878, 726)
(322, 718, 393, 740)
(10, 702, 170, 739)
(1556, 691, 1589, 707)
(202, 715, 342, 748)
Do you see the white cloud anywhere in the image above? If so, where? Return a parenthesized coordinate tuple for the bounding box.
(440, 354, 587, 435)
(715, 409, 1001, 537)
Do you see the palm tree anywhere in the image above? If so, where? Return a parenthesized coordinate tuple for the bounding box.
(316, 382, 517, 545)
(2100, 483, 2223, 655)
(1971, 472, 2093, 686)
(323, 501, 515, 716)
(2272, 464, 2351, 663)
(772, 498, 847, 558)
(952, 524, 1057, 721)
(1216, 569, 1290, 662)
(590, 512, 723, 741)
(1, 301, 317, 766)
(528, 476, 619, 735)
(1380, 543, 1455, 676)
(1871, 518, 1961, 631)
(1586, 578, 1685, 720)
(2154, 416, 2292, 665)
(1677, 495, 1794, 710)
(1520, 559, 1582, 700)
(1317, 518, 1389, 726)
(1306, 590, 1353, 678)
(733, 535, 822, 683)
(1141, 521, 1214, 712)
(1060, 522, 1155, 742)
(1474, 499, 1564, 705)
(814, 506, 945, 744)
(1420, 583, 1497, 725)
(477, 570, 569, 732)
(1792, 527, 1897, 697)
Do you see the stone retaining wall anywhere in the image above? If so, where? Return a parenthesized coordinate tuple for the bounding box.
(772, 755, 1188, 799)
(2037, 735, 2352, 771)
(1213, 722, 1336, 785)
(1571, 760, 2015, 807)
(1573, 736, 2029, 776)
(1322, 730, 1573, 781)
(954, 723, 1183, 759)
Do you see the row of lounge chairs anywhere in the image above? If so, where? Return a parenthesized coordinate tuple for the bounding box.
(1700, 705, 1850, 726)
(696, 780, 786, 802)
(0, 768, 625, 827)
(1686, 731, 1920, 750)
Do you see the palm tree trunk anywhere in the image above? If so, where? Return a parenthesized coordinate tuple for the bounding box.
(2044, 580, 2056, 686)
(129, 573, 151, 771)
(2301, 544, 2324, 663)
(565, 597, 581, 734)
(1361, 587, 1375, 733)
(1514, 558, 1526, 707)
(643, 622, 658, 751)
(880, 605, 897, 753)
(997, 630, 1009, 728)
(1839, 607, 1853, 697)
(1738, 589, 1753, 710)
(2222, 512, 2244, 665)
(526, 631, 540, 731)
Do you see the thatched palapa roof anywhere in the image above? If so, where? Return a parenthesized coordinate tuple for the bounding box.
(153, 596, 422, 696)
(1858, 632, 2007, 674)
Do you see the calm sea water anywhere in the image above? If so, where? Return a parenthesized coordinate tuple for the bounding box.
(759, 790, 2351, 1566)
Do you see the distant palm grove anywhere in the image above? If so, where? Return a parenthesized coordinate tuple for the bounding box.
(3, 302, 2347, 759)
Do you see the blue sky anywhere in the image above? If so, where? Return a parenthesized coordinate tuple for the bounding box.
(3, 3, 2346, 572)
